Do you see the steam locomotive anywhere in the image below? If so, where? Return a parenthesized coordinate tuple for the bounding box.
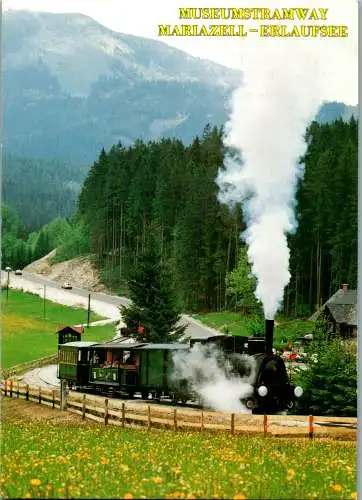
(57, 319, 303, 414)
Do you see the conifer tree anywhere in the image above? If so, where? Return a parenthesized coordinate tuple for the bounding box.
(120, 240, 186, 343)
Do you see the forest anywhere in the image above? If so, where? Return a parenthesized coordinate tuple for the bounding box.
(2, 154, 90, 229)
(2, 117, 357, 317)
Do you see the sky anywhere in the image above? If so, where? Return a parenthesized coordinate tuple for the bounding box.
(3, 0, 358, 105)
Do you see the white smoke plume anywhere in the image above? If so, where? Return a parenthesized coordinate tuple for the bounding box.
(217, 0, 357, 319)
(172, 343, 256, 413)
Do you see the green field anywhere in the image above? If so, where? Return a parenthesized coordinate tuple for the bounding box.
(195, 312, 313, 348)
(1, 398, 356, 499)
(1, 290, 115, 369)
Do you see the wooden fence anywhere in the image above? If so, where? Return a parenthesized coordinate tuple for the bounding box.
(1, 380, 357, 440)
(1, 354, 58, 379)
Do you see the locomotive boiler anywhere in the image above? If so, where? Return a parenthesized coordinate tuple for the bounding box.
(190, 319, 303, 413)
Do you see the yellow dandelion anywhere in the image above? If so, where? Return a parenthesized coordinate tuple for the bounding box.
(100, 457, 109, 465)
(351, 493, 357, 500)
(234, 495, 247, 500)
(124, 493, 133, 499)
(30, 479, 42, 487)
(287, 469, 296, 481)
(331, 484, 343, 493)
(120, 464, 130, 472)
(152, 476, 163, 484)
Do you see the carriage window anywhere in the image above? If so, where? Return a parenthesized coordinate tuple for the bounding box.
(78, 350, 82, 362)
(123, 351, 131, 364)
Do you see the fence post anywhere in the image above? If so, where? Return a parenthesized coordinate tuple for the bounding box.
(10, 380, 13, 398)
(60, 380, 67, 411)
(52, 390, 55, 409)
(200, 410, 204, 432)
(38, 386, 42, 404)
(231, 413, 235, 435)
(104, 398, 109, 425)
(309, 415, 314, 439)
(173, 409, 178, 430)
(263, 414, 268, 437)
(147, 405, 151, 429)
(82, 394, 86, 420)
(25, 384, 29, 401)
(122, 402, 125, 428)
(16, 382, 19, 398)
(4, 379, 7, 397)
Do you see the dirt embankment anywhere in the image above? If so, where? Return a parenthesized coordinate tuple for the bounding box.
(24, 250, 108, 293)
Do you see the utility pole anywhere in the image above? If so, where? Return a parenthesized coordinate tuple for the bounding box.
(43, 285, 46, 319)
(87, 294, 91, 327)
(5, 267, 11, 303)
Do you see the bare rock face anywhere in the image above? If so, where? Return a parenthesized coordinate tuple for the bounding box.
(23, 249, 57, 275)
(51, 256, 107, 292)
(24, 250, 108, 293)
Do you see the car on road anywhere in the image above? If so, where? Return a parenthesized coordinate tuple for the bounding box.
(61, 281, 72, 289)
(15, 269, 23, 275)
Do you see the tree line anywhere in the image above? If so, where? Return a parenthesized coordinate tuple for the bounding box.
(2, 118, 357, 317)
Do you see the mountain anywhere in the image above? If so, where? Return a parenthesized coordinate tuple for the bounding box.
(3, 11, 358, 166)
(3, 10, 241, 164)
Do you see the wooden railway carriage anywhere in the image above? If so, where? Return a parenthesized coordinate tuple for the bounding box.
(137, 343, 190, 401)
(57, 341, 98, 388)
(88, 340, 146, 396)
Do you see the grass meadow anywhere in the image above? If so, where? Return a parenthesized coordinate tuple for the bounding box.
(1, 398, 356, 499)
(1, 290, 115, 368)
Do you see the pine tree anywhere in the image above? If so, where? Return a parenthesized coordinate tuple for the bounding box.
(120, 243, 186, 343)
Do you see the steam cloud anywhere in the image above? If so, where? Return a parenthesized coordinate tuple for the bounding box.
(172, 344, 256, 413)
(216, 0, 356, 319)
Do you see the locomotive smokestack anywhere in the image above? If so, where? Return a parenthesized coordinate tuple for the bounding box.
(265, 319, 274, 355)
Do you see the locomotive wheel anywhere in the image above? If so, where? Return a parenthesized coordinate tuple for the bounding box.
(141, 392, 149, 400)
(245, 398, 257, 410)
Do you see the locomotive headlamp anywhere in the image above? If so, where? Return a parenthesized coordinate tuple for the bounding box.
(257, 385, 268, 397)
(294, 386, 303, 398)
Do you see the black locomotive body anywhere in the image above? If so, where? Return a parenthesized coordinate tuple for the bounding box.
(189, 319, 302, 413)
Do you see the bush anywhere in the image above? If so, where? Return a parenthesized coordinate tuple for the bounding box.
(292, 337, 357, 416)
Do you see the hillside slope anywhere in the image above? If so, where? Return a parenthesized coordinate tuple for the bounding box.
(24, 251, 107, 292)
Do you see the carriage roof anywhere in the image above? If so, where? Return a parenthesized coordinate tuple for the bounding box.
(137, 343, 189, 350)
(91, 341, 147, 349)
(60, 341, 98, 348)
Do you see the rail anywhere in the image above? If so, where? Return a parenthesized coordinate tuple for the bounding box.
(0, 380, 357, 440)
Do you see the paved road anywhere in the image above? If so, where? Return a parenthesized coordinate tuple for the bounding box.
(1, 270, 221, 339)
